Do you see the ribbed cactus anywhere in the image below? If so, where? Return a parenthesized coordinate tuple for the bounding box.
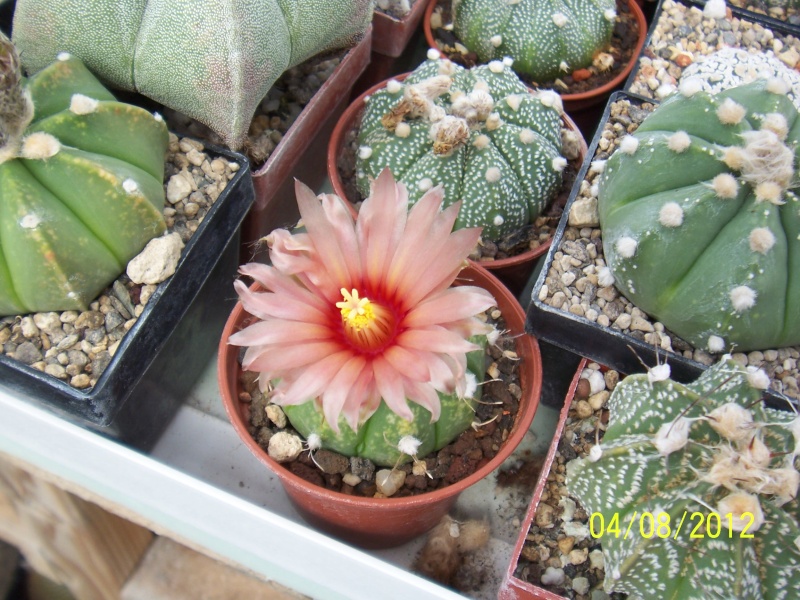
(598, 79, 800, 353)
(451, 0, 617, 82)
(0, 34, 168, 316)
(356, 55, 567, 240)
(566, 358, 800, 599)
(11, 0, 374, 150)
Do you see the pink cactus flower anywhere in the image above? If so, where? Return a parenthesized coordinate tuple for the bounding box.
(230, 168, 497, 432)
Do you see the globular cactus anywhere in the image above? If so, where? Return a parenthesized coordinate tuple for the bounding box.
(356, 55, 567, 240)
(598, 79, 800, 353)
(451, 0, 617, 83)
(11, 0, 374, 150)
(0, 35, 168, 316)
(566, 358, 800, 599)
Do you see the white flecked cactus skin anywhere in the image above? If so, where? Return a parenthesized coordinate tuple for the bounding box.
(598, 79, 800, 353)
(567, 358, 800, 599)
(452, 0, 617, 82)
(10, 0, 374, 150)
(356, 56, 566, 240)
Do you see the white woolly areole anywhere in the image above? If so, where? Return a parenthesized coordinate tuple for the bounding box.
(418, 177, 433, 192)
(69, 94, 99, 115)
(559, 61, 570, 73)
(648, 363, 671, 383)
(766, 77, 790, 95)
(749, 227, 776, 254)
(539, 90, 562, 111)
(761, 112, 789, 140)
(552, 12, 569, 27)
(153, 112, 164, 122)
(490, 35, 503, 47)
(659, 202, 684, 227)
(395, 122, 411, 138)
(589, 160, 606, 174)
(519, 128, 536, 144)
(493, 214, 505, 226)
(485, 166, 501, 182)
(488, 60, 505, 73)
(487, 328, 501, 346)
(357, 146, 373, 160)
(56, 52, 71, 61)
(717, 492, 764, 532)
(386, 79, 403, 94)
(667, 131, 691, 153)
(723, 146, 745, 171)
(473, 134, 491, 149)
(746, 366, 771, 390)
(21, 132, 61, 160)
(619, 135, 639, 155)
(463, 372, 478, 399)
(755, 181, 783, 205)
(306, 433, 322, 451)
(616, 236, 638, 258)
(397, 435, 422, 456)
(707, 402, 753, 443)
(703, 0, 728, 19)
(653, 417, 690, 456)
(485, 113, 502, 131)
(122, 179, 139, 194)
(730, 285, 757, 312)
(711, 173, 739, 199)
(708, 335, 726, 353)
(427, 48, 441, 60)
(19, 214, 41, 229)
(717, 98, 747, 125)
(505, 94, 522, 111)
(603, 8, 617, 20)
(552, 157, 567, 172)
(502, 56, 514, 67)
(597, 266, 615, 287)
(679, 77, 704, 97)
(588, 445, 603, 462)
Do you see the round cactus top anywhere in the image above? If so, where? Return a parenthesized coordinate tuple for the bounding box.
(356, 55, 568, 240)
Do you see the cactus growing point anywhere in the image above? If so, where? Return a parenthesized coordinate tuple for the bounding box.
(598, 79, 800, 353)
(566, 358, 800, 599)
(0, 34, 169, 316)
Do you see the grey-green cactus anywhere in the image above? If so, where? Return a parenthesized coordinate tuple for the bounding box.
(598, 79, 800, 353)
(452, 0, 617, 82)
(566, 358, 800, 599)
(356, 55, 567, 240)
(11, 0, 374, 150)
(0, 35, 168, 316)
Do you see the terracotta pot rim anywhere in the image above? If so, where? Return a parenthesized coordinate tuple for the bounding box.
(325, 75, 588, 272)
(218, 262, 542, 508)
(422, 0, 647, 104)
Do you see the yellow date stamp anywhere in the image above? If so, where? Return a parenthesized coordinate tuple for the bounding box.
(589, 511, 757, 540)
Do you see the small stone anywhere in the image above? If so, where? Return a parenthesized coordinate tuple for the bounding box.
(265, 404, 287, 428)
(572, 576, 590, 595)
(313, 449, 349, 475)
(13, 341, 42, 365)
(568, 197, 599, 227)
(588, 390, 609, 410)
(267, 431, 303, 462)
(350, 456, 375, 480)
(540, 566, 565, 586)
(572, 68, 592, 82)
(557, 536, 575, 555)
(70, 374, 92, 389)
(575, 399, 593, 419)
(630, 316, 654, 332)
(126, 233, 185, 285)
(589, 548, 604, 569)
(166, 172, 193, 203)
(569, 547, 588, 565)
(535, 503, 555, 528)
(342, 472, 362, 486)
(375, 469, 406, 497)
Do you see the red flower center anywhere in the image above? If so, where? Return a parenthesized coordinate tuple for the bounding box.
(336, 288, 398, 353)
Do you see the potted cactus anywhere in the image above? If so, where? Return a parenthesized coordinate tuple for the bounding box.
(502, 355, 800, 599)
(328, 53, 587, 295)
(423, 0, 647, 113)
(218, 169, 542, 549)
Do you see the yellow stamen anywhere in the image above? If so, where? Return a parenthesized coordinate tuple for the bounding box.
(336, 288, 374, 330)
(335, 288, 396, 351)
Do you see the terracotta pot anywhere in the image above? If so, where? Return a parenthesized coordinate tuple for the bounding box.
(371, 0, 434, 57)
(218, 262, 543, 549)
(326, 75, 588, 298)
(423, 0, 647, 113)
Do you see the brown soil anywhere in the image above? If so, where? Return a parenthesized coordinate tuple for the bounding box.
(237, 310, 524, 498)
(428, 0, 641, 97)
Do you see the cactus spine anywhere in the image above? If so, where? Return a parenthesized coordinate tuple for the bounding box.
(452, 0, 617, 82)
(0, 35, 169, 316)
(598, 79, 800, 353)
(566, 358, 800, 599)
(356, 55, 567, 240)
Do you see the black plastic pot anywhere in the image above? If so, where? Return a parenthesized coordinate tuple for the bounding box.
(525, 90, 796, 411)
(0, 143, 255, 450)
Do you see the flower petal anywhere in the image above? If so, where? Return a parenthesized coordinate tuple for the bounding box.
(404, 380, 442, 423)
(397, 326, 480, 355)
(382, 344, 431, 383)
(373, 355, 414, 421)
(341, 369, 382, 431)
(234, 280, 328, 325)
(228, 320, 332, 347)
(404, 286, 497, 328)
(238, 263, 329, 313)
(319, 355, 367, 433)
(272, 350, 353, 406)
(242, 340, 343, 373)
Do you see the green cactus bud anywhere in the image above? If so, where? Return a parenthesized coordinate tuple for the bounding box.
(0, 42, 169, 316)
(356, 56, 566, 240)
(598, 79, 800, 353)
(566, 358, 800, 599)
(283, 336, 487, 467)
(11, 0, 373, 150)
(452, 0, 617, 82)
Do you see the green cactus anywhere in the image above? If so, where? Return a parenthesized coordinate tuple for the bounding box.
(356, 55, 566, 240)
(566, 358, 800, 599)
(598, 79, 800, 353)
(283, 336, 487, 467)
(0, 35, 168, 316)
(10, 0, 374, 150)
(451, 0, 617, 83)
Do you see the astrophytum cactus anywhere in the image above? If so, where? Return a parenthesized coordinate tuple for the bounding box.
(11, 0, 374, 150)
(0, 35, 168, 316)
(598, 79, 800, 353)
(356, 54, 567, 240)
(567, 358, 800, 599)
(451, 0, 617, 82)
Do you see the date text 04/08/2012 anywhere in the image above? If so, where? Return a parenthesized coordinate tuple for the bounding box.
(589, 511, 758, 540)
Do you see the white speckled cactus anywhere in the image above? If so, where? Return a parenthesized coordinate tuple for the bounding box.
(452, 0, 617, 82)
(567, 358, 800, 599)
(356, 55, 567, 240)
(11, 0, 374, 150)
(598, 79, 800, 353)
